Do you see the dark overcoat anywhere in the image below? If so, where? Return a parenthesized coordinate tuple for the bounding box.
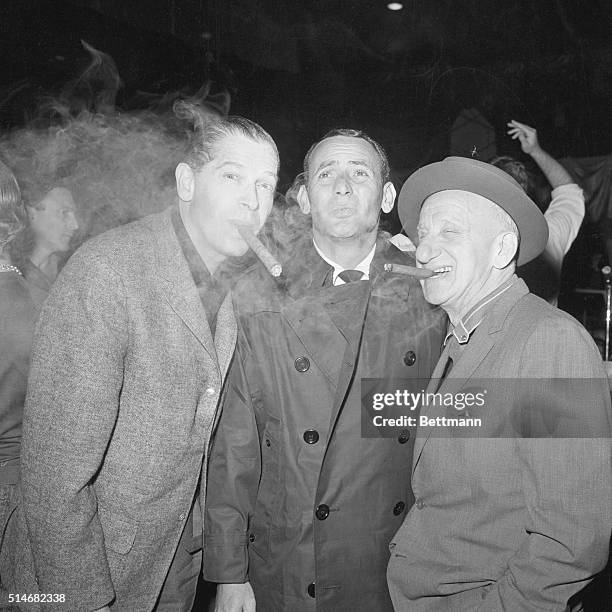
(204, 237, 445, 611)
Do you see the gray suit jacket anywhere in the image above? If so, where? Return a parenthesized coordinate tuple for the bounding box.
(8, 206, 236, 611)
(388, 279, 612, 611)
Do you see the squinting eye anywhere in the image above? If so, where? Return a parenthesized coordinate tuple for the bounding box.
(224, 173, 239, 181)
(354, 169, 369, 177)
(318, 171, 330, 179)
(258, 183, 274, 192)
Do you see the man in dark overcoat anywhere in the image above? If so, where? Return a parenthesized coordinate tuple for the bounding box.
(204, 129, 446, 611)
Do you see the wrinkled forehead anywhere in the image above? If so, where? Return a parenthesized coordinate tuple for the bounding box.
(309, 136, 380, 173)
(420, 189, 502, 225)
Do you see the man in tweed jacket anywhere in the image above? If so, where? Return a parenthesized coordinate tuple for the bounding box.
(4, 111, 279, 611)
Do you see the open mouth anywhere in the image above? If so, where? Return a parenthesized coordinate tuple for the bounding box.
(429, 265, 453, 278)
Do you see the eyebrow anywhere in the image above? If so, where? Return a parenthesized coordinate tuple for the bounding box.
(216, 161, 278, 179)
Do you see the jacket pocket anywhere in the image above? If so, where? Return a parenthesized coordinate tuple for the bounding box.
(255, 417, 282, 520)
(99, 507, 137, 555)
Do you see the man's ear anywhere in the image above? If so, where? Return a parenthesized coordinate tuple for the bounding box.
(297, 184, 311, 214)
(493, 232, 519, 269)
(381, 181, 396, 214)
(175, 163, 195, 203)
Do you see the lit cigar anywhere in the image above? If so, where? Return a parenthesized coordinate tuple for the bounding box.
(236, 224, 282, 277)
(383, 263, 433, 279)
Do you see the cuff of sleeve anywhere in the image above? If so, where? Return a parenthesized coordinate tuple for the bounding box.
(202, 535, 249, 583)
(551, 183, 583, 199)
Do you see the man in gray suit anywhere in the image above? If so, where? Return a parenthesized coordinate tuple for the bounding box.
(387, 156, 612, 611)
(7, 111, 279, 611)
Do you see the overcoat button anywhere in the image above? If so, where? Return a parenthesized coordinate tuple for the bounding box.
(294, 356, 310, 372)
(403, 351, 416, 366)
(307, 582, 316, 598)
(303, 429, 319, 444)
(249, 533, 255, 543)
(265, 438, 271, 447)
(415, 498, 426, 510)
(393, 501, 406, 516)
(315, 504, 330, 520)
(398, 429, 410, 444)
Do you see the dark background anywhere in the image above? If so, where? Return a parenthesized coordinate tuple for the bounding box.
(1, 2, 610, 608)
(2, 0, 612, 182)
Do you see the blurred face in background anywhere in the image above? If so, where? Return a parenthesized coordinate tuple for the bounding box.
(28, 187, 79, 254)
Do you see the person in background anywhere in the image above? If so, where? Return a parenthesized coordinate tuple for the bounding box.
(491, 119, 585, 305)
(0, 160, 37, 597)
(10, 185, 79, 309)
(4, 111, 279, 612)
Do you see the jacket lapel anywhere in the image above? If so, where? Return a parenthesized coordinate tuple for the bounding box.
(281, 247, 348, 389)
(149, 208, 219, 366)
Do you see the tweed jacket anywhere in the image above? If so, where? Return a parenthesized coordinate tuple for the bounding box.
(8, 206, 236, 611)
(387, 279, 612, 611)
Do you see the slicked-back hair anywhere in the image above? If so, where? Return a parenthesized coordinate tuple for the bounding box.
(174, 101, 279, 171)
(0, 159, 23, 248)
(303, 128, 391, 185)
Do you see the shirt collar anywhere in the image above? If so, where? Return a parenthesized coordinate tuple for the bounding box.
(444, 275, 518, 346)
(312, 239, 376, 285)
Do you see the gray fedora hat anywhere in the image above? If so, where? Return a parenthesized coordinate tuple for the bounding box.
(397, 156, 549, 266)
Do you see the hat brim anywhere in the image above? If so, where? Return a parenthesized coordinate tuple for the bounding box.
(397, 156, 549, 266)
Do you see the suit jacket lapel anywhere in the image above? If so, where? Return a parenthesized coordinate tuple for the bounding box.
(149, 208, 218, 366)
(412, 343, 453, 473)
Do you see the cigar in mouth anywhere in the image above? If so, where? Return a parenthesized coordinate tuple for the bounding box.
(236, 224, 283, 278)
(383, 263, 433, 279)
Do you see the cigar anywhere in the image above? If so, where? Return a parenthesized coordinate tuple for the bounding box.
(236, 224, 283, 277)
(383, 263, 433, 279)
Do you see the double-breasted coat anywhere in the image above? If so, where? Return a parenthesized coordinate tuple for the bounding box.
(6, 206, 236, 611)
(203, 237, 446, 611)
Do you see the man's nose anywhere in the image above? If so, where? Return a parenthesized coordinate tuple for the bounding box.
(241, 184, 260, 211)
(415, 239, 440, 264)
(334, 173, 352, 196)
(67, 213, 79, 231)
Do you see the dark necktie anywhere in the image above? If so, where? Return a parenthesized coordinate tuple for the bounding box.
(337, 269, 365, 284)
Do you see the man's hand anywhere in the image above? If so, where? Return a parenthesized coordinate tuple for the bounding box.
(507, 120, 541, 155)
(215, 582, 256, 612)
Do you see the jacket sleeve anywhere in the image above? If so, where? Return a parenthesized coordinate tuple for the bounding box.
(21, 250, 127, 611)
(203, 321, 261, 583)
(479, 316, 612, 611)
